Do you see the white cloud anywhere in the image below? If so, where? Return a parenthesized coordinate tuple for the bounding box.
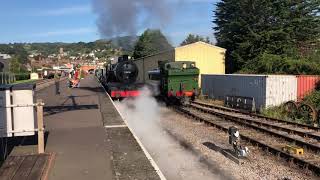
(36, 4, 91, 16)
(31, 28, 96, 37)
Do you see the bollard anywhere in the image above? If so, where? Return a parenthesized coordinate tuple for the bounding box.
(37, 99, 45, 154)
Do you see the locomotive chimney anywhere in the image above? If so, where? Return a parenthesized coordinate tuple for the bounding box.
(122, 55, 129, 61)
(118, 55, 129, 63)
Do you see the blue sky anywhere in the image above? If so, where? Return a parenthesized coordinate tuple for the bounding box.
(0, 0, 218, 46)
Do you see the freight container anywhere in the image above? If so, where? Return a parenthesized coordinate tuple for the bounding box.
(297, 75, 320, 101)
(201, 74, 297, 110)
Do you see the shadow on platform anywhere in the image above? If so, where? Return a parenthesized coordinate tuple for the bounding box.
(78, 87, 104, 93)
(44, 104, 99, 116)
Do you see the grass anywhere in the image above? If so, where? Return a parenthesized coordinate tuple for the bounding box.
(260, 106, 289, 120)
(261, 105, 314, 125)
(197, 95, 225, 106)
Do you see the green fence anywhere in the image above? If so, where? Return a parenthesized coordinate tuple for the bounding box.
(0, 72, 16, 84)
(0, 73, 31, 85)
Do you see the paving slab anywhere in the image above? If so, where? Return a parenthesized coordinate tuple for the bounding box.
(0, 154, 51, 180)
(35, 75, 161, 180)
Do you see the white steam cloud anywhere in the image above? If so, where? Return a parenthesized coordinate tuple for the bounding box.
(115, 87, 221, 179)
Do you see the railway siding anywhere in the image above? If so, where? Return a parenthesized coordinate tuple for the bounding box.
(186, 107, 320, 164)
(193, 101, 320, 137)
(188, 104, 320, 154)
(191, 103, 320, 144)
(172, 106, 320, 175)
(193, 101, 320, 131)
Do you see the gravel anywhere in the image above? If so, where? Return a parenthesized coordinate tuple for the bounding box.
(184, 105, 320, 165)
(191, 103, 320, 145)
(159, 107, 318, 180)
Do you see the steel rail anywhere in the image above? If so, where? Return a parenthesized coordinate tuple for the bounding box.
(190, 103, 320, 142)
(193, 101, 320, 131)
(172, 106, 320, 175)
(187, 104, 320, 154)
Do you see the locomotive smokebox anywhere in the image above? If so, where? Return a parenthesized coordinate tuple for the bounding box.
(113, 61, 138, 84)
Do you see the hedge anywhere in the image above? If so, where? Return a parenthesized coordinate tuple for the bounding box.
(14, 73, 30, 81)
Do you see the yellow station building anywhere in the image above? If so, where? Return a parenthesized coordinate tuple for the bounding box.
(134, 41, 226, 86)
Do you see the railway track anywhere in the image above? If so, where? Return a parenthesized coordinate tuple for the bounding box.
(193, 101, 320, 131)
(171, 104, 320, 175)
(190, 103, 320, 148)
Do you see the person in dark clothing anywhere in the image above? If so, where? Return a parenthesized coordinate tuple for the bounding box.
(54, 72, 60, 95)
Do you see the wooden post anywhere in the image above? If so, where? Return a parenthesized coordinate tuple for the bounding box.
(37, 99, 45, 154)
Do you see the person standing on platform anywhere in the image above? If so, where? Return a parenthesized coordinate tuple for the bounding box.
(74, 69, 81, 88)
(54, 72, 60, 95)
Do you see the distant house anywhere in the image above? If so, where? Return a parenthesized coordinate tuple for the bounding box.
(0, 54, 12, 60)
(0, 57, 10, 72)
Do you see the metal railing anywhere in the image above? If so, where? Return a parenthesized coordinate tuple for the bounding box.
(0, 72, 16, 84)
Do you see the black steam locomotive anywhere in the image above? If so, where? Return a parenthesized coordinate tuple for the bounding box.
(101, 55, 143, 99)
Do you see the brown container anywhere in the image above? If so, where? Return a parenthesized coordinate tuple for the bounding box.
(297, 75, 320, 101)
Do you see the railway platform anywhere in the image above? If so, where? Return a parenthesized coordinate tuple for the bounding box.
(20, 75, 161, 180)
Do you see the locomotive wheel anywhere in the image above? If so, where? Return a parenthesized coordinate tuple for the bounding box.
(297, 103, 317, 125)
(283, 101, 299, 120)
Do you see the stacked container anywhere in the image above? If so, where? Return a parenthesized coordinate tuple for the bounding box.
(296, 75, 320, 101)
(201, 74, 297, 110)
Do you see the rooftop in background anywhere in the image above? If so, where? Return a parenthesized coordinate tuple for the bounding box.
(0, 54, 12, 60)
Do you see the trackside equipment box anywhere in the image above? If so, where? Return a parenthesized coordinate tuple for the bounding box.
(0, 84, 36, 137)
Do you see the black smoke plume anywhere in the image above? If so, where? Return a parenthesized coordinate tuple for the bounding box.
(92, 0, 171, 37)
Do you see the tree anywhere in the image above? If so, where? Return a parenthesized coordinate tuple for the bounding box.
(213, 0, 320, 73)
(133, 29, 173, 59)
(9, 56, 22, 73)
(180, 34, 211, 46)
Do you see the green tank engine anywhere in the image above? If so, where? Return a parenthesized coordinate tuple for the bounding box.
(148, 61, 200, 104)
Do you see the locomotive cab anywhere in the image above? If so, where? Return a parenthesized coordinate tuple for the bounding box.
(149, 61, 200, 105)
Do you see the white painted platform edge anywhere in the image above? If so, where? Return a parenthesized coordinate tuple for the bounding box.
(104, 125, 127, 128)
(96, 77, 167, 180)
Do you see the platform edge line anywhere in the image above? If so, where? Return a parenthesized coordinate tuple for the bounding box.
(96, 77, 167, 180)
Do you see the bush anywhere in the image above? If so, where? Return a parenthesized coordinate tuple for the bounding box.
(303, 90, 320, 110)
(261, 91, 320, 125)
(14, 73, 30, 81)
(261, 105, 288, 120)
